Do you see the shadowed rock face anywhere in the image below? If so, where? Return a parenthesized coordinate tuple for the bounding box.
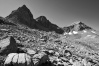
(0, 17, 15, 25)
(0, 36, 17, 55)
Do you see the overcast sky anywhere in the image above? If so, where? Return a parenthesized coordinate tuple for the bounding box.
(0, 0, 99, 30)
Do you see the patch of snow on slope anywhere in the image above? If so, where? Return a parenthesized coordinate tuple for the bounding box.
(68, 32, 73, 35)
(64, 32, 68, 35)
(85, 35, 95, 39)
(73, 31, 78, 34)
(83, 30, 87, 33)
(91, 31, 96, 34)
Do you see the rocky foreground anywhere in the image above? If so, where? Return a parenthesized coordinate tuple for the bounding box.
(0, 36, 99, 66)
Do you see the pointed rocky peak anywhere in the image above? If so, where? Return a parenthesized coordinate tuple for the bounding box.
(36, 16, 48, 22)
(36, 16, 52, 28)
(73, 21, 92, 30)
(18, 5, 28, 11)
(70, 21, 87, 27)
(17, 5, 32, 17)
(72, 21, 83, 25)
(20, 5, 28, 9)
(35, 16, 64, 34)
(7, 4, 33, 19)
(6, 5, 36, 28)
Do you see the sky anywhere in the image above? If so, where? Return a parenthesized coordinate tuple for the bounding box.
(0, 0, 99, 30)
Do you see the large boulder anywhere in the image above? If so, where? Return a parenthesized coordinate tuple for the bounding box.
(4, 53, 34, 66)
(33, 51, 54, 66)
(0, 36, 17, 55)
(26, 48, 36, 55)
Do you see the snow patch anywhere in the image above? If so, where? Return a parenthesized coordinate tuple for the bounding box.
(83, 30, 87, 33)
(85, 35, 95, 38)
(73, 31, 78, 34)
(87, 35, 91, 37)
(64, 32, 68, 35)
(68, 32, 72, 35)
(91, 31, 96, 34)
(64, 32, 73, 35)
(0, 29, 7, 31)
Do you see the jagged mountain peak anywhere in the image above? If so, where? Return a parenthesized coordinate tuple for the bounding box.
(37, 16, 47, 20)
(17, 5, 31, 14)
(6, 5, 36, 28)
(70, 21, 90, 28)
(21, 4, 27, 8)
(63, 21, 98, 39)
(18, 5, 28, 10)
(36, 16, 48, 22)
(5, 5, 64, 34)
(63, 21, 92, 33)
(71, 21, 82, 25)
(35, 16, 64, 34)
(6, 5, 34, 19)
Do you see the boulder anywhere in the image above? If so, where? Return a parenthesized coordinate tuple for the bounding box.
(0, 36, 17, 55)
(4, 53, 34, 66)
(26, 48, 36, 55)
(33, 52, 51, 66)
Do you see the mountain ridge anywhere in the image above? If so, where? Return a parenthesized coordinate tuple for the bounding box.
(1, 5, 98, 35)
(6, 5, 64, 34)
(63, 21, 92, 33)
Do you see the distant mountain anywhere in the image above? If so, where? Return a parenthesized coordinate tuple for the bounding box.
(63, 21, 92, 33)
(6, 5, 64, 34)
(63, 21, 99, 39)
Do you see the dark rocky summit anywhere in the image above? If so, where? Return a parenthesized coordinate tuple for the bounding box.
(6, 5, 64, 34)
(6, 5, 36, 28)
(36, 16, 64, 34)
